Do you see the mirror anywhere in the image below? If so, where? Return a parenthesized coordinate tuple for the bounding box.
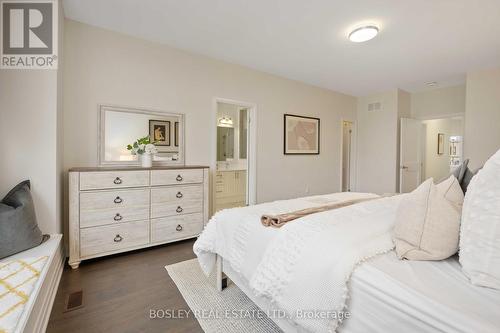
(216, 104, 249, 163)
(239, 108, 248, 159)
(99, 105, 185, 166)
(217, 127, 234, 161)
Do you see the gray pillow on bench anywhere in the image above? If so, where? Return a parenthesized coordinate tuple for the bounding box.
(0, 180, 44, 259)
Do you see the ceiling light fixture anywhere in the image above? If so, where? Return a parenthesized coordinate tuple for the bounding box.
(348, 26, 379, 43)
(426, 81, 438, 87)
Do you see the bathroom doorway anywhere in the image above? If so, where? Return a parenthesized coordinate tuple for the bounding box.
(399, 115, 464, 192)
(212, 99, 256, 215)
(421, 116, 464, 181)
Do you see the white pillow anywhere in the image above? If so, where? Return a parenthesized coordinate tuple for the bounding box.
(393, 176, 464, 260)
(459, 149, 500, 289)
(436, 175, 465, 206)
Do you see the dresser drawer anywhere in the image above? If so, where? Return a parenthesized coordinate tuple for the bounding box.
(151, 213, 203, 243)
(80, 220, 149, 258)
(80, 171, 149, 190)
(150, 169, 204, 186)
(151, 185, 203, 218)
(79, 189, 150, 228)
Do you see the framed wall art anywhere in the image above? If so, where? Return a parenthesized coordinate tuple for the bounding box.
(149, 119, 171, 146)
(284, 114, 320, 155)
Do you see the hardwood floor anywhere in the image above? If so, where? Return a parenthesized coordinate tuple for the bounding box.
(47, 239, 203, 333)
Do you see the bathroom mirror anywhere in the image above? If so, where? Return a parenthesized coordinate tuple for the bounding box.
(217, 127, 234, 161)
(98, 105, 185, 166)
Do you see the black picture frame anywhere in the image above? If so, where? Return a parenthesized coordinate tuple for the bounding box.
(283, 114, 320, 155)
(174, 121, 179, 147)
(149, 120, 171, 146)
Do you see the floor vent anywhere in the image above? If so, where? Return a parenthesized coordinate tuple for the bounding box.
(64, 290, 83, 312)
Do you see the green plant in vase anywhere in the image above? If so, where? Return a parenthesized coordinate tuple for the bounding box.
(126, 136, 158, 167)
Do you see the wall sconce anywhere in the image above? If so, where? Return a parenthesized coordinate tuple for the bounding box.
(218, 117, 233, 127)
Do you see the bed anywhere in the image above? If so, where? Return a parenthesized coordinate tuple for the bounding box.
(194, 192, 500, 332)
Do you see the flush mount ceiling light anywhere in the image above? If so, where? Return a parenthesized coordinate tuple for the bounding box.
(426, 81, 438, 87)
(348, 26, 379, 43)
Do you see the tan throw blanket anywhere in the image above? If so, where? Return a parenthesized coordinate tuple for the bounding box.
(261, 197, 377, 228)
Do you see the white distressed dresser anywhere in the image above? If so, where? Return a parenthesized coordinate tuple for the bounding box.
(68, 166, 209, 269)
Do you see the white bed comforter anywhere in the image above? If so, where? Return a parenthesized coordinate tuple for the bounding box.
(194, 192, 403, 332)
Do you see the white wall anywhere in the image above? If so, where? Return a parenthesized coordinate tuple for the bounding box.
(0, 0, 63, 234)
(411, 84, 466, 119)
(422, 118, 463, 180)
(465, 68, 500, 169)
(63, 20, 356, 205)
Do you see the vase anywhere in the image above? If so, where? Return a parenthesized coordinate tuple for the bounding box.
(140, 153, 153, 168)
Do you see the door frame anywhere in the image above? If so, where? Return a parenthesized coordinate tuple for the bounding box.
(405, 113, 465, 190)
(211, 97, 257, 216)
(339, 119, 357, 192)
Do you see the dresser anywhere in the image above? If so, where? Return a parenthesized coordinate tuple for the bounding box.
(68, 166, 209, 269)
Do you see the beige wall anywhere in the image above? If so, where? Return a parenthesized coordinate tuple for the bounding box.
(396, 89, 411, 190)
(0, 72, 59, 234)
(411, 84, 466, 119)
(0, 0, 63, 234)
(356, 90, 399, 194)
(465, 68, 500, 169)
(63, 20, 356, 206)
(356, 89, 411, 194)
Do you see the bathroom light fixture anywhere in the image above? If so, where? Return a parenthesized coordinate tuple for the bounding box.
(218, 117, 233, 127)
(348, 26, 379, 43)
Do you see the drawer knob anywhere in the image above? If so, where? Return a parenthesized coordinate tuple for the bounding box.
(114, 213, 123, 221)
(114, 177, 123, 185)
(176, 175, 183, 182)
(176, 206, 183, 213)
(176, 192, 183, 198)
(176, 224, 183, 232)
(114, 196, 123, 204)
(114, 234, 123, 242)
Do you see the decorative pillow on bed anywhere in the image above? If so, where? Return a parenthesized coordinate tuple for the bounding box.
(393, 176, 464, 260)
(459, 149, 500, 289)
(0, 180, 44, 259)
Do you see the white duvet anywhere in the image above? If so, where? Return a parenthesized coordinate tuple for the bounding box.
(194, 192, 403, 332)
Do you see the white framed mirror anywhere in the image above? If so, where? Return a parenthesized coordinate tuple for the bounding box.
(98, 105, 185, 166)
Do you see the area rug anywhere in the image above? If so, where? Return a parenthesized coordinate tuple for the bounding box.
(165, 259, 282, 333)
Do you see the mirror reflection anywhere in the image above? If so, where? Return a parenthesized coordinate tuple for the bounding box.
(216, 104, 248, 162)
(100, 106, 184, 165)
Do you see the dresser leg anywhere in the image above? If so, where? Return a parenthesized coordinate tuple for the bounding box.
(69, 261, 80, 269)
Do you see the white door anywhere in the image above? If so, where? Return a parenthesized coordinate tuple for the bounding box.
(400, 118, 422, 193)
